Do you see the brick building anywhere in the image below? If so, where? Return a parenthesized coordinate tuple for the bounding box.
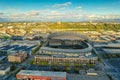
(8, 51, 27, 63)
(16, 70, 66, 80)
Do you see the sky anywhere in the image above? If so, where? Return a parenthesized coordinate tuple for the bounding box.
(0, 0, 120, 22)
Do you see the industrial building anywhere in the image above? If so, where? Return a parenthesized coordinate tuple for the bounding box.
(16, 70, 66, 80)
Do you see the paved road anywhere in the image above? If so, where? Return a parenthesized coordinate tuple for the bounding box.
(93, 47, 120, 80)
(3, 55, 34, 80)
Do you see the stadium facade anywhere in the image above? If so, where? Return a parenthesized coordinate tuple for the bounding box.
(35, 32, 98, 65)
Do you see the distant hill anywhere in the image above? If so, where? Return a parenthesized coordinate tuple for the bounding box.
(93, 19, 120, 23)
(0, 18, 10, 22)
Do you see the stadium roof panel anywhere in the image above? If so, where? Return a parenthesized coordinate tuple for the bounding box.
(52, 35, 85, 40)
(48, 31, 89, 41)
(41, 43, 92, 53)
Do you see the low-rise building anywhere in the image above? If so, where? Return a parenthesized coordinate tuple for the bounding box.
(0, 56, 6, 61)
(35, 55, 98, 64)
(0, 64, 10, 75)
(8, 51, 27, 63)
(16, 70, 66, 80)
(87, 68, 98, 76)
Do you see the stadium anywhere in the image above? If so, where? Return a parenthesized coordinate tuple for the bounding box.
(35, 32, 98, 64)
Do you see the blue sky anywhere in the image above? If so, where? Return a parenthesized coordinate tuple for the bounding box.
(0, 0, 120, 22)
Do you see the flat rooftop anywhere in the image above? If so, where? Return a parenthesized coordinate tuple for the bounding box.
(9, 51, 26, 56)
(103, 49, 120, 54)
(0, 64, 9, 70)
(94, 43, 120, 48)
(105, 44, 120, 47)
(0, 56, 6, 60)
(17, 70, 66, 78)
(52, 35, 84, 40)
(35, 54, 97, 59)
(67, 73, 109, 80)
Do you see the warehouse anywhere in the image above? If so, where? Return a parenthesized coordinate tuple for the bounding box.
(16, 70, 66, 80)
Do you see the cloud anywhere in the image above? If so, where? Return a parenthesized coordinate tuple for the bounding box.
(10, 13, 24, 17)
(4, 12, 120, 21)
(0, 8, 120, 22)
(50, 11, 65, 15)
(27, 11, 40, 16)
(53, 2, 72, 8)
(87, 14, 120, 20)
(8, 11, 41, 19)
(0, 12, 8, 19)
(7, 8, 20, 13)
(76, 6, 82, 9)
(75, 6, 83, 12)
(0, 13, 4, 15)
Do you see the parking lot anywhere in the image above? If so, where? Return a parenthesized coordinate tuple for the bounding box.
(28, 65, 52, 71)
(107, 58, 120, 66)
(0, 45, 36, 54)
(94, 41, 120, 80)
(67, 73, 109, 80)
